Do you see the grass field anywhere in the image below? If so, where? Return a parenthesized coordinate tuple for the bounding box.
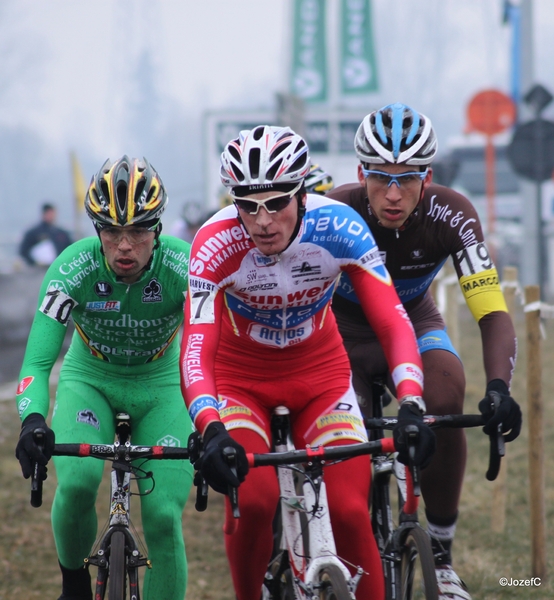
(0, 305, 553, 599)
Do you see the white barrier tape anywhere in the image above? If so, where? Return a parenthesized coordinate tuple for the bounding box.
(523, 301, 554, 318)
(501, 280, 524, 304)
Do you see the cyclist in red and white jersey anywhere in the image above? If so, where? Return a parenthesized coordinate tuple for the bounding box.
(179, 125, 435, 600)
(327, 103, 522, 600)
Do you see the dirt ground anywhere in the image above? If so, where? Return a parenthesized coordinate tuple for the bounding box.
(0, 306, 553, 599)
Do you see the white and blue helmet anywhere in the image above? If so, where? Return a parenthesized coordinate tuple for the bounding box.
(355, 103, 438, 166)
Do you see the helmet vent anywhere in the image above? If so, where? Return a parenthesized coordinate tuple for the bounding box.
(116, 181, 128, 214)
(135, 179, 146, 207)
(144, 186, 155, 207)
(100, 181, 110, 205)
(228, 145, 241, 162)
(270, 143, 288, 162)
(231, 162, 245, 182)
(252, 126, 265, 140)
(249, 148, 261, 179)
(289, 154, 308, 173)
(266, 158, 283, 181)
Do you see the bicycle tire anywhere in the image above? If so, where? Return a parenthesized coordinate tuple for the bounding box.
(108, 531, 127, 600)
(399, 527, 438, 600)
(318, 565, 351, 600)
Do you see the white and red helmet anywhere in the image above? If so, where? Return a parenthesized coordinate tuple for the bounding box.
(220, 125, 311, 190)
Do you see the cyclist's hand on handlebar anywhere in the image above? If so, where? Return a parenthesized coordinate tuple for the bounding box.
(15, 413, 55, 479)
(199, 422, 249, 494)
(479, 379, 522, 442)
(393, 402, 436, 469)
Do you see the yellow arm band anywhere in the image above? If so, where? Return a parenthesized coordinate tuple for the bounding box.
(459, 267, 508, 321)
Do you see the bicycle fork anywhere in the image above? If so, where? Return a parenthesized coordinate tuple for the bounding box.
(271, 407, 362, 599)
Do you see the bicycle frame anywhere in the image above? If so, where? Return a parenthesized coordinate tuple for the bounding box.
(276, 442, 358, 598)
(85, 414, 150, 600)
(260, 406, 381, 599)
(30, 414, 196, 600)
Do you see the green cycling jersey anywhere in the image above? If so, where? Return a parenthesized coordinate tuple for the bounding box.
(16, 234, 190, 420)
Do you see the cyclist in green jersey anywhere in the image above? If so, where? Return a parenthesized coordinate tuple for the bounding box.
(15, 156, 194, 600)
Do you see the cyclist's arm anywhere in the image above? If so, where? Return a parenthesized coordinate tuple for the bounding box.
(346, 264, 423, 399)
(453, 241, 516, 386)
(180, 278, 224, 435)
(15, 277, 78, 421)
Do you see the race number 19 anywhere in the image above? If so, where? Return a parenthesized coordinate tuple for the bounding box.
(456, 242, 494, 277)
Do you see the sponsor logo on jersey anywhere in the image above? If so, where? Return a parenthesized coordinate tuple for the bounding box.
(254, 253, 279, 267)
(411, 249, 425, 259)
(76, 409, 100, 430)
(58, 251, 101, 289)
(190, 224, 251, 275)
(17, 376, 34, 395)
(316, 413, 363, 428)
(427, 195, 478, 247)
(239, 282, 278, 292)
(291, 261, 322, 278)
(248, 320, 313, 348)
(142, 278, 162, 303)
(95, 281, 113, 297)
(220, 406, 252, 418)
(183, 333, 205, 385)
(460, 273, 499, 294)
(334, 402, 354, 412)
(157, 435, 180, 447)
(17, 397, 31, 416)
(162, 248, 189, 279)
(85, 300, 121, 312)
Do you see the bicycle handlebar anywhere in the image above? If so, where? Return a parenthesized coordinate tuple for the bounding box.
(30, 431, 193, 509)
(364, 412, 503, 481)
(247, 437, 396, 468)
(50, 443, 192, 459)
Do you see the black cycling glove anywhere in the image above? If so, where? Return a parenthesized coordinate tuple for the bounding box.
(15, 413, 55, 479)
(200, 422, 249, 494)
(393, 403, 436, 469)
(479, 379, 522, 442)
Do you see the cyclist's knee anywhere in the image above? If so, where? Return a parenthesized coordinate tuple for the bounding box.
(56, 477, 99, 509)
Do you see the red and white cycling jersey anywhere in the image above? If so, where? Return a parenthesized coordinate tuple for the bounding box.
(180, 196, 423, 434)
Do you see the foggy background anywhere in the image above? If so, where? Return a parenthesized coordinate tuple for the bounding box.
(0, 0, 552, 269)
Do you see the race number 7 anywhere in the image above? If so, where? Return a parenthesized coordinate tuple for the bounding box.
(190, 290, 215, 323)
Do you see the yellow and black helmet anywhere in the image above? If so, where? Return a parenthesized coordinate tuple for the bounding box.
(304, 164, 334, 195)
(85, 156, 168, 229)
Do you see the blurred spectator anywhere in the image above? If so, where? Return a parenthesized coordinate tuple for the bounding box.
(19, 203, 72, 266)
(169, 201, 209, 243)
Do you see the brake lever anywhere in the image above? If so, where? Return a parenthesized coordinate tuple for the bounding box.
(485, 391, 505, 482)
(405, 424, 421, 497)
(222, 446, 240, 518)
(187, 431, 208, 511)
(30, 428, 45, 508)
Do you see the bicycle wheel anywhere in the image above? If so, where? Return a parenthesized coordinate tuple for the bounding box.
(399, 527, 438, 600)
(280, 568, 296, 600)
(318, 565, 351, 600)
(108, 531, 127, 600)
